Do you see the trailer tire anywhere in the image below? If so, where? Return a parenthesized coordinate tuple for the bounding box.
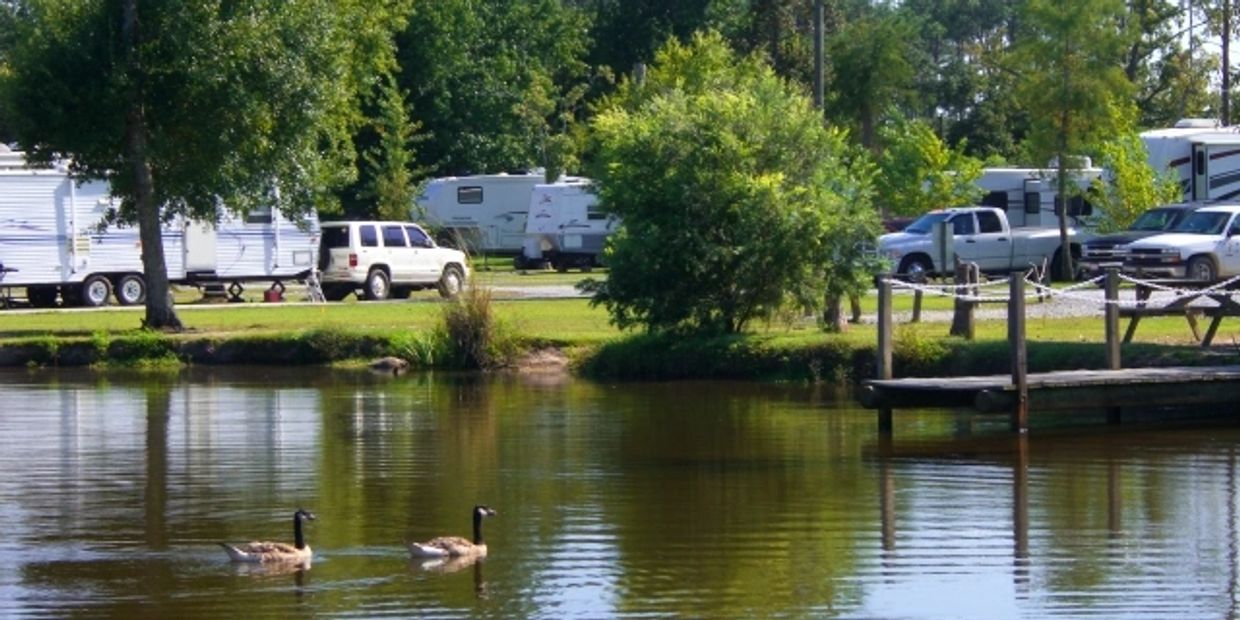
(364, 268, 390, 301)
(438, 265, 465, 299)
(79, 275, 113, 307)
(26, 286, 58, 308)
(114, 274, 146, 305)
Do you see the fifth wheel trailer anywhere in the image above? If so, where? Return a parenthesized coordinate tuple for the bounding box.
(1141, 119, 1240, 202)
(0, 149, 319, 307)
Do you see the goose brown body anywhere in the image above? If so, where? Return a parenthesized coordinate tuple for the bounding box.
(221, 509, 315, 564)
(409, 505, 496, 558)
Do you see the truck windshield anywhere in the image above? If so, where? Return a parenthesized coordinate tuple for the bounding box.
(903, 213, 951, 234)
(1130, 208, 1181, 231)
(1173, 211, 1231, 235)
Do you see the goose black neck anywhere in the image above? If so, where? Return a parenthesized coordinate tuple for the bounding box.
(294, 513, 307, 550)
(472, 510, 484, 545)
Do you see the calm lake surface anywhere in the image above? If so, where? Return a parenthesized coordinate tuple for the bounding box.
(1, 367, 1238, 619)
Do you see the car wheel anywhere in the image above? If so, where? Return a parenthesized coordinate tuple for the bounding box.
(80, 275, 113, 307)
(364, 269, 390, 301)
(1187, 256, 1218, 283)
(438, 265, 464, 299)
(898, 255, 931, 283)
(114, 274, 147, 306)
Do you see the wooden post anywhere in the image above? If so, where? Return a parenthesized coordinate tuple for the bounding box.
(911, 288, 922, 323)
(1104, 267, 1121, 370)
(1104, 267, 1122, 425)
(877, 275, 893, 435)
(950, 261, 975, 339)
(1009, 272, 1028, 433)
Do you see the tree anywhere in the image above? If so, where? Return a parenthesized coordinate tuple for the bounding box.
(3, 0, 400, 329)
(397, 0, 589, 176)
(354, 75, 425, 221)
(1089, 104, 1182, 232)
(584, 32, 879, 335)
(1013, 0, 1132, 280)
(875, 116, 984, 217)
(825, 12, 920, 149)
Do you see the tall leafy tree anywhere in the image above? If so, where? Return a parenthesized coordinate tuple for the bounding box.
(1122, 0, 1212, 127)
(398, 0, 589, 176)
(825, 12, 920, 148)
(585, 32, 879, 335)
(355, 75, 424, 222)
(1014, 0, 1132, 279)
(2, 0, 401, 329)
(876, 117, 984, 217)
(1089, 104, 1182, 231)
(584, 0, 741, 78)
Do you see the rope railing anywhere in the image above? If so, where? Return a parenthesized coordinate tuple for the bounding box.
(881, 270, 1240, 309)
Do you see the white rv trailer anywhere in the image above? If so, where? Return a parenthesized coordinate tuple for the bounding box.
(415, 172, 586, 253)
(0, 150, 319, 307)
(518, 179, 616, 271)
(974, 161, 1105, 230)
(1140, 119, 1240, 202)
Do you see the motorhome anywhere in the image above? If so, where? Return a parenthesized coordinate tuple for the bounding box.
(1141, 119, 1240, 201)
(0, 149, 319, 307)
(415, 173, 579, 253)
(517, 180, 617, 271)
(974, 161, 1105, 230)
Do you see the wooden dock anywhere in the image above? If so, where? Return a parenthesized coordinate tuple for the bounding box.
(860, 269, 1240, 435)
(859, 365, 1240, 414)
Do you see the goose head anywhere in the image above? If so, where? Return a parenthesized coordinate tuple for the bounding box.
(295, 509, 317, 522)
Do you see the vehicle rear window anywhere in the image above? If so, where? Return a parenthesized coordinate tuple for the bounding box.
(320, 226, 350, 248)
(360, 225, 379, 247)
(382, 225, 408, 247)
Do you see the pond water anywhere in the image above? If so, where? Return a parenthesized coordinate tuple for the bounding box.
(0, 367, 1238, 619)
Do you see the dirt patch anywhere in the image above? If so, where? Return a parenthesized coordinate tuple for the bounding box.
(514, 347, 570, 374)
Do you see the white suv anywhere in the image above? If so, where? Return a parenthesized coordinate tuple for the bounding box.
(317, 221, 470, 300)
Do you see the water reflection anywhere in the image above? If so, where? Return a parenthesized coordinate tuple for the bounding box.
(1, 368, 1239, 618)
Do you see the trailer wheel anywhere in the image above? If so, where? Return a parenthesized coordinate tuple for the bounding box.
(79, 275, 113, 307)
(114, 274, 146, 305)
(364, 268, 390, 301)
(438, 265, 465, 299)
(26, 286, 58, 308)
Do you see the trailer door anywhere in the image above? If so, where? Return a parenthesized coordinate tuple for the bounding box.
(184, 220, 217, 273)
(1192, 143, 1208, 200)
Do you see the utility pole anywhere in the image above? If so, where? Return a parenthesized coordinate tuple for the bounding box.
(1224, 0, 1232, 125)
(814, 0, 825, 113)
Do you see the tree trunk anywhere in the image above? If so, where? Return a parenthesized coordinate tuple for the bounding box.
(824, 294, 848, 333)
(1224, 0, 1232, 126)
(123, 0, 182, 331)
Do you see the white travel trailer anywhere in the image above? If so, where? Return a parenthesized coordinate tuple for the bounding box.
(974, 161, 1105, 230)
(1141, 119, 1240, 202)
(517, 179, 617, 271)
(0, 149, 319, 307)
(415, 172, 587, 253)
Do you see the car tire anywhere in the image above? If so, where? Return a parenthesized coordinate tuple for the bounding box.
(898, 255, 931, 283)
(80, 275, 113, 307)
(438, 265, 464, 299)
(114, 274, 146, 306)
(364, 269, 390, 301)
(1188, 256, 1218, 283)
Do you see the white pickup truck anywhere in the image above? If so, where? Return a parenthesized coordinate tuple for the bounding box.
(878, 206, 1084, 280)
(1123, 204, 1240, 282)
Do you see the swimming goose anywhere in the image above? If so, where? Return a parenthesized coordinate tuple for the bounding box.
(220, 509, 316, 563)
(409, 505, 497, 558)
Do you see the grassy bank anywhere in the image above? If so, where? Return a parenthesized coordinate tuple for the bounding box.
(0, 291, 1234, 379)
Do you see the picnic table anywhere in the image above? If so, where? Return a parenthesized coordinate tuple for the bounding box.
(1121, 279, 1240, 346)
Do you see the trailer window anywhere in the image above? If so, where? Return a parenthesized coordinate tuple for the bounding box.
(1024, 192, 1040, 215)
(587, 206, 606, 221)
(245, 205, 273, 224)
(457, 186, 483, 204)
(382, 225, 408, 247)
(980, 191, 1008, 210)
(360, 225, 379, 247)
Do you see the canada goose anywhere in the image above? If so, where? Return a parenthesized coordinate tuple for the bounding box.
(409, 505, 497, 558)
(220, 509, 316, 563)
